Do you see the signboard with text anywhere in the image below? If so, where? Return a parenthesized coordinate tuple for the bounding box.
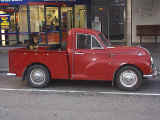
(0, 0, 27, 4)
(0, 14, 10, 29)
(0, 0, 76, 4)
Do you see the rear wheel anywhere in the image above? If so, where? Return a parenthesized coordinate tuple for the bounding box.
(26, 65, 50, 88)
(115, 66, 142, 91)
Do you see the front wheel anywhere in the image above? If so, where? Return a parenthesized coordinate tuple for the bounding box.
(26, 65, 50, 88)
(115, 66, 142, 91)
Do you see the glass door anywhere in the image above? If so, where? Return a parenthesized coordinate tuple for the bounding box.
(109, 1, 126, 41)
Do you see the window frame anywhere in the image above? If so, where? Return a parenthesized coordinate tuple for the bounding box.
(91, 35, 104, 49)
(76, 33, 104, 50)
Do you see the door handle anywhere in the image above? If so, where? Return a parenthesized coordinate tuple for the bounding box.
(74, 52, 85, 55)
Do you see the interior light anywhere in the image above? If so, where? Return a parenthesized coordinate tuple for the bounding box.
(98, 8, 104, 11)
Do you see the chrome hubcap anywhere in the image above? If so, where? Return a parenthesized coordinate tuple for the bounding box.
(30, 69, 46, 85)
(119, 70, 138, 88)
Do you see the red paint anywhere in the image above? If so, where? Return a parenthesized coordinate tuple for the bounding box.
(0, 3, 9, 6)
(9, 28, 153, 81)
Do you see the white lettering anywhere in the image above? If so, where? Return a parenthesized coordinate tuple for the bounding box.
(0, 0, 23, 2)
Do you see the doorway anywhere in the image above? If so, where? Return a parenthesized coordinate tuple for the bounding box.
(92, 0, 126, 43)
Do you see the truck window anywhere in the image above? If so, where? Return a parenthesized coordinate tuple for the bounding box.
(92, 36, 102, 49)
(76, 34, 103, 49)
(77, 34, 91, 49)
(99, 33, 111, 47)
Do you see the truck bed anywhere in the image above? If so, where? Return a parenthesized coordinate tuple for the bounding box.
(9, 47, 69, 79)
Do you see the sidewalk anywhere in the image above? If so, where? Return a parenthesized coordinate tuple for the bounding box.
(0, 44, 159, 72)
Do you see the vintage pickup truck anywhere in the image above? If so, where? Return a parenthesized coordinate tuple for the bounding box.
(8, 28, 158, 91)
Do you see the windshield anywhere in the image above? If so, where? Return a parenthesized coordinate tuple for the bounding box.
(99, 33, 111, 47)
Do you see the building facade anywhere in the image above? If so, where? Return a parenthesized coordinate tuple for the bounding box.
(0, 0, 91, 46)
(0, 0, 158, 47)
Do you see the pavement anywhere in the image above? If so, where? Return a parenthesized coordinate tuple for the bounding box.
(0, 44, 159, 120)
(0, 89, 160, 120)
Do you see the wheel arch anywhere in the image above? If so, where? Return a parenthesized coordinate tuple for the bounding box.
(112, 64, 143, 86)
(22, 63, 51, 81)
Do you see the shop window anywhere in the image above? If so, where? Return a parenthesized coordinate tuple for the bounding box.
(30, 5, 46, 45)
(61, 7, 73, 42)
(45, 7, 60, 45)
(0, 7, 20, 46)
(45, 7, 59, 32)
(0, 5, 29, 46)
(61, 7, 73, 32)
(30, 5, 44, 33)
(75, 5, 87, 28)
(18, 5, 29, 45)
(7, 17, 17, 46)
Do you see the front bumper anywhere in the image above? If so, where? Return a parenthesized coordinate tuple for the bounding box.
(143, 67, 159, 79)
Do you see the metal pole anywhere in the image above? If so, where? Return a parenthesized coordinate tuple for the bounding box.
(58, 6, 62, 44)
(27, 5, 31, 39)
(44, 5, 48, 44)
(73, 5, 75, 28)
(126, 0, 132, 46)
(107, 7, 110, 41)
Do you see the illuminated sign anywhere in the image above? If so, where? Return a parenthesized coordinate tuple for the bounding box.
(0, 14, 10, 29)
(0, 0, 27, 4)
(0, 0, 76, 4)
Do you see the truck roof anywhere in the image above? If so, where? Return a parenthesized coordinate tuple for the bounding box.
(69, 28, 101, 35)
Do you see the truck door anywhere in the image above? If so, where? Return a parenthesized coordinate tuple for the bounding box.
(73, 33, 109, 80)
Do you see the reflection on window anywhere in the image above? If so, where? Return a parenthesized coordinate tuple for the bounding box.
(77, 34, 102, 49)
(77, 34, 91, 49)
(99, 33, 111, 46)
(92, 36, 101, 48)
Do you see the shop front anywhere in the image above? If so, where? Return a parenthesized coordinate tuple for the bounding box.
(91, 0, 127, 44)
(0, 0, 90, 46)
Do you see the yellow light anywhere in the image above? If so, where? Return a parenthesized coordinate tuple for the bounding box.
(0, 11, 6, 14)
(98, 8, 104, 11)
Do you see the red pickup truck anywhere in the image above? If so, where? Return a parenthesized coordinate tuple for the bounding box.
(8, 28, 158, 91)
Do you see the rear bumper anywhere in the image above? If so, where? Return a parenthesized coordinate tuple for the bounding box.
(6, 73, 16, 77)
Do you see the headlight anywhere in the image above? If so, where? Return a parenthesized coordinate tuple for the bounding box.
(151, 57, 154, 65)
(150, 56, 155, 69)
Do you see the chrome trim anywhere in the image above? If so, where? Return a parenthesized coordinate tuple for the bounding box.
(6, 73, 16, 76)
(119, 70, 138, 88)
(143, 70, 159, 79)
(74, 52, 85, 55)
(143, 75, 153, 79)
(91, 36, 104, 49)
